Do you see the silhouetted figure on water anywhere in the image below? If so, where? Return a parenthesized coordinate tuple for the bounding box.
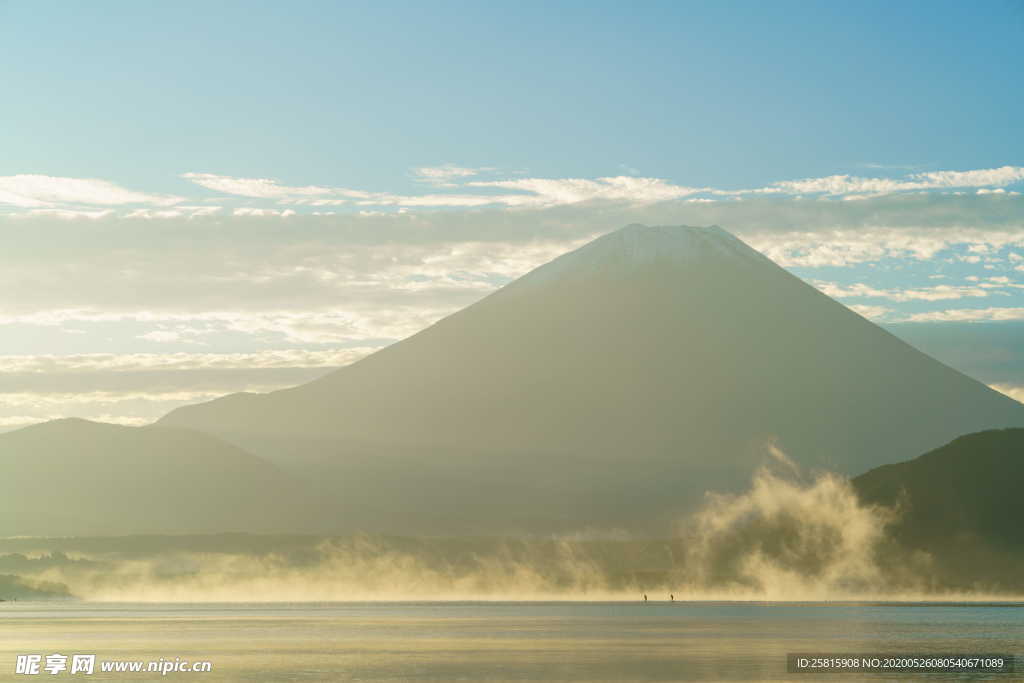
(670, 594, 674, 602)
(643, 594, 647, 602)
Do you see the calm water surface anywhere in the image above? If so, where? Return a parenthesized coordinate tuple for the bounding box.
(2, 601, 1021, 681)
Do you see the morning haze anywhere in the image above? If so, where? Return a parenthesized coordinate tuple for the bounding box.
(4, 3, 1024, 680)
(4, 225, 1024, 603)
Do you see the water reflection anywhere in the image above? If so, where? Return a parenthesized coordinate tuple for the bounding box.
(2, 602, 1021, 681)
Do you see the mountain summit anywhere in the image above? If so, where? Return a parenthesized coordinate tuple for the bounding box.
(517, 224, 773, 282)
(160, 225, 1024, 533)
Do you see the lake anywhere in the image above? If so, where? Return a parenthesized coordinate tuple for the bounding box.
(2, 601, 1021, 680)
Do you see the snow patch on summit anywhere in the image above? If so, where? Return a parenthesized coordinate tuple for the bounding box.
(513, 224, 774, 287)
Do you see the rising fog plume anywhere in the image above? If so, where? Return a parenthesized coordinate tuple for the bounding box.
(676, 447, 915, 599)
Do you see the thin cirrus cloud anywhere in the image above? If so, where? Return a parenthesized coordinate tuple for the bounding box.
(990, 383, 1024, 403)
(179, 165, 1023, 209)
(411, 164, 491, 187)
(0, 166, 1021, 215)
(182, 171, 493, 207)
(812, 281, 998, 302)
(181, 172, 335, 199)
(734, 165, 1024, 198)
(815, 278, 1024, 323)
(0, 174, 183, 208)
(904, 307, 1024, 323)
(0, 348, 377, 375)
(182, 171, 705, 208)
(465, 176, 706, 204)
(744, 225, 1024, 268)
(845, 304, 894, 321)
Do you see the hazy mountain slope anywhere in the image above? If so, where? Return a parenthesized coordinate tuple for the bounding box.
(159, 225, 1024, 533)
(0, 419, 315, 536)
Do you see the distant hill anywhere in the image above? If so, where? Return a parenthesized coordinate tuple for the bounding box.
(852, 429, 1024, 589)
(0, 419, 314, 536)
(156, 225, 1024, 534)
(853, 428, 1024, 550)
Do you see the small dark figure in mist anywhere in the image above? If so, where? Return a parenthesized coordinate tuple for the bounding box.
(643, 594, 647, 602)
(670, 594, 674, 602)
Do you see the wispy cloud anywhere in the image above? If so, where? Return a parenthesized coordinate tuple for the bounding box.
(2, 165, 1021, 216)
(845, 304, 893, 321)
(904, 307, 1024, 322)
(857, 162, 927, 171)
(813, 281, 996, 302)
(411, 164, 488, 187)
(173, 164, 1024, 211)
(123, 206, 222, 219)
(232, 207, 297, 217)
(0, 349, 375, 374)
(466, 176, 705, 204)
(745, 225, 1024, 268)
(21, 208, 117, 220)
(732, 165, 1024, 199)
(0, 309, 457, 345)
(915, 166, 1024, 189)
(0, 175, 183, 208)
(181, 172, 335, 199)
(990, 383, 1024, 404)
(181, 171, 705, 208)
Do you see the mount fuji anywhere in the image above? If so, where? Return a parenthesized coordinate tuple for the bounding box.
(159, 225, 1024, 533)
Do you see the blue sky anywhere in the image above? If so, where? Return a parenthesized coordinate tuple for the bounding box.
(1, 0, 1023, 427)
(3, 1, 1022, 191)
